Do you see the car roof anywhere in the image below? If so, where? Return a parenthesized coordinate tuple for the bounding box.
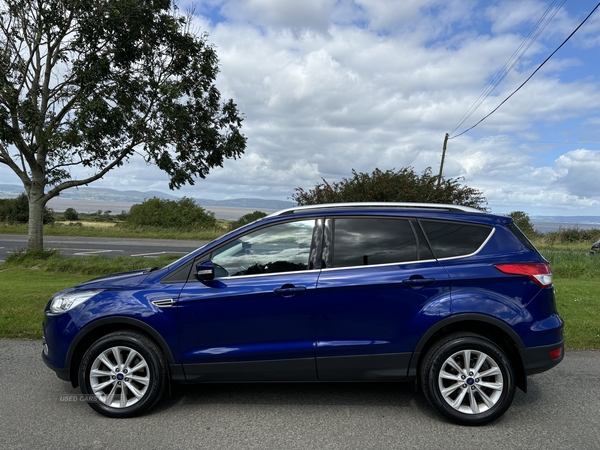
(268, 202, 485, 218)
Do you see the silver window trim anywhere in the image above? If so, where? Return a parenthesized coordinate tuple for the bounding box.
(433, 226, 496, 261)
(320, 258, 439, 272)
(214, 268, 322, 280)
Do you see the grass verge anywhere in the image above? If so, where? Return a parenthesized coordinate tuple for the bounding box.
(0, 223, 228, 241)
(0, 269, 91, 339)
(554, 279, 600, 349)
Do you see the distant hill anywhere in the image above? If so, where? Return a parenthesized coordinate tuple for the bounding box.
(0, 184, 295, 211)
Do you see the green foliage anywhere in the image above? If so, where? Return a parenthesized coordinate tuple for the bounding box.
(4, 249, 59, 265)
(63, 207, 79, 221)
(292, 167, 488, 210)
(123, 197, 217, 230)
(4, 250, 179, 275)
(0, 0, 246, 249)
(542, 251, 600, 278)
(508, 211, 538, 239)
(537, 227, 600, 245)
(0, 194, 54, 224)
(229, 211, 268, 230)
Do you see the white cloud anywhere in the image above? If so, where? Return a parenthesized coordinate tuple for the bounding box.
(553, 149, 600, 198)
(2, 0, 600, 216)
(219, 0, 335, 32)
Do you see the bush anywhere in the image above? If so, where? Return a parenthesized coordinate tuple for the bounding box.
(229, 211, 268, 230)
(0, 193, 54, 224)
(123, 197, 217, 229)
(541, 227, 600, 245)
(63, 207, 79, 221)
(508, 211, 539, 239)
(292, 167, 488, 210)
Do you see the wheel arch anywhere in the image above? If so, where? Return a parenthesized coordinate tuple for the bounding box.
(409, 314, 528, 392)
(65, 316, 176, 388)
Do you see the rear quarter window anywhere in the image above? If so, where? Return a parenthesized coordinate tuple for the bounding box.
(420, 219, 492, 259)
(506, 222, 539, 252)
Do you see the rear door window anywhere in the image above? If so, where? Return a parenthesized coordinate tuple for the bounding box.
(419, 220, 492, 259)
(332, 218, 418, 268)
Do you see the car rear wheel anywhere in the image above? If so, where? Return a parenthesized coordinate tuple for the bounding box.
(78, 331, 167, 418)
(420, 333, 516, 426)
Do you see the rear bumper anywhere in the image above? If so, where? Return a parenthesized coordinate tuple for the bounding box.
(520, 341, 564, 376)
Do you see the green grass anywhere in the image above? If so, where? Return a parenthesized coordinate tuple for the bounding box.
(541, 250, 600, 279)
(0, 222, 228, 241)
(0, 252, 182, 339)
(554, 279, 600, 349)
(3, 249, 180, 275)
(0, 268, 91, 339)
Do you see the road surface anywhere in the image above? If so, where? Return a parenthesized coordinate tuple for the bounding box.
(0, 339, 599, 449)
(0, 234, 207, 263)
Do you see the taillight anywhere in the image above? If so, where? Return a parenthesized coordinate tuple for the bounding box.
(494, 263, 553, 288)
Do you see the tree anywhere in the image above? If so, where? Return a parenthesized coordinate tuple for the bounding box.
(229, 210, 267, 230)
(63, 207, 78, 221)
(123, 196, 216, 229)
(508, 211, 537, 238)
(292, 167, 488, 210)
(0, 0, 246, 250)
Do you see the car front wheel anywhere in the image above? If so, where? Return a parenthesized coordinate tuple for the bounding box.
(78, 331, 167, 418)
(420, 333, 516, 426)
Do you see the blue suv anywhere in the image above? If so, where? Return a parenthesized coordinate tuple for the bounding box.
(42, 203, 564, 425)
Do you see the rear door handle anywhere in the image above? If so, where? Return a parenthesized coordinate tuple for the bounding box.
(402, 277, 436, 287)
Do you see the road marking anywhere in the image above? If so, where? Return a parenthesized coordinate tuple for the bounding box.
(130, 251, 188, 257)
(73, 250, 117, 256)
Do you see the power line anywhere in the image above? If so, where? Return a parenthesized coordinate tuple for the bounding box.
(449, 0, 566, 135)
(450, 2, 600, 140)
(452, 137, 600, 146)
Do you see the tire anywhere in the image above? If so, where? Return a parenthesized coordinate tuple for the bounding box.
(78, 331, 167, 418)
(420, 333, 516, 426)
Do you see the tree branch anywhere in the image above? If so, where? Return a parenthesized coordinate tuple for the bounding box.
(44, 145, 137, 202)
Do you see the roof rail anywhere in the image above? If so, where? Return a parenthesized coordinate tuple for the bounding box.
(267, 202, 485, 217)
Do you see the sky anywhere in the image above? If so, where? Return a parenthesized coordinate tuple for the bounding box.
(2, 0, 600, 216)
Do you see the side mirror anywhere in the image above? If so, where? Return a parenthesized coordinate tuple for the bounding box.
(195, 260, 215, 282)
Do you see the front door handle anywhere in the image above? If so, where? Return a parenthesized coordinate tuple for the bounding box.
(274, 284, 306, 298)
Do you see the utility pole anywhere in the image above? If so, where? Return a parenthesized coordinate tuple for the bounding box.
(437, 133, 449, 189)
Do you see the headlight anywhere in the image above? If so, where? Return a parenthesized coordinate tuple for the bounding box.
(49, 290, 104, 314)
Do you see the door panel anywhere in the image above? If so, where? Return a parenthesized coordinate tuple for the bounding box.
(178, 271, 319, 380)
(177, 219, 320, 381)
(316, 216, 451, 381)
(316, 261, 451, 380)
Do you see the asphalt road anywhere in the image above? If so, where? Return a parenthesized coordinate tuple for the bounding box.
(0, 234, 207, 263)
(0, 339, 599, 450)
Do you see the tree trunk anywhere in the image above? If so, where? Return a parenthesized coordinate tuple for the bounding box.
(27, 183, 47, 251)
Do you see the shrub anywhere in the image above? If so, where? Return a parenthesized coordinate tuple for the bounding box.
(123, 197, 217, 229)
(63, 207, 79, 221)
(292, 167, 488, 210)
(541, 227, 600, 245)
(0, 193, 54, 224)
(508, 211, 539, 239)
(229, 211, 268, 230)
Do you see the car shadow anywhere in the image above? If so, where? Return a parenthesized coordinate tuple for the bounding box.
(154, 381, 430, 411)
